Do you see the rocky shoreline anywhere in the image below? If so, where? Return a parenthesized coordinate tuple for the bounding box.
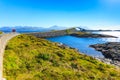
(90, 42, 120, 67)
(94, 57, 120, 67)
(28, 28, 117, 38)
(71, 33, 117, 38)
(56, 42, 120, 67)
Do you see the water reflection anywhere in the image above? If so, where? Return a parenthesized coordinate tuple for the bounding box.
(93, 31, 120, 42)
(97, 31, 120, 37)
(102, 38, 120, 42)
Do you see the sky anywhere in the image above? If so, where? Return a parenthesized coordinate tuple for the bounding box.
(0, 0, 120, 29)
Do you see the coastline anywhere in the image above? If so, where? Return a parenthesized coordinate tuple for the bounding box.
(56, 42, 120, 67)
(70, 33, 117, 38)
(27, 28, 117, 38)
(90, 42, 120, 67)
(27, 28, 119, 67)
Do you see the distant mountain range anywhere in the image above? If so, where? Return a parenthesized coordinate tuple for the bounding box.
(0, 25, 68, 33)
(48, 25, 67, 30)
(1, 26, 120, 33)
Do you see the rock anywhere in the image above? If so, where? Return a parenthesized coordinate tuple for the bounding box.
(57, 43, 70, 49)
(95, 57, 120, 67)
(90, 42, 120, 62)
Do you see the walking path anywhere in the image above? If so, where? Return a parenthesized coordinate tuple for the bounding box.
(0, 33, 19, 80)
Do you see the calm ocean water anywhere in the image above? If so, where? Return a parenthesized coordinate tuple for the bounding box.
(47, 31, 120, 58)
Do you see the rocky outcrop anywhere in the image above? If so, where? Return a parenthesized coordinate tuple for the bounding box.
(94, 57, 120, 67)
(71, 33, 117, 38)
(90, 42, 120, 67)
(27, 28, 117, 38)
(90, 42, 120, 61)
(28, 28, 78, 38)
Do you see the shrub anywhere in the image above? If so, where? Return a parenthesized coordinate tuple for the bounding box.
(37, 53, 51, 60)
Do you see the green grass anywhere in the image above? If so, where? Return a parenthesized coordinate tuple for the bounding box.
(3, 34, 120, 80)
(74, 31, 91, 35)
(0, 31, 3, 34)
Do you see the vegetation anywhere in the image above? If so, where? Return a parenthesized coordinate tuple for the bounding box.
(75, 32, 89, 35)
(0, 31, 3, 34)
(3, 34, 120, 80)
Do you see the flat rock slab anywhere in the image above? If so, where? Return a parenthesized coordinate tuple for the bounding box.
(90, 42, 120, 61)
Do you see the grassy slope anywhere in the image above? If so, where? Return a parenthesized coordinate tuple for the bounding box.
(0, 31, 3, 34)
(3, 34, 120, 80)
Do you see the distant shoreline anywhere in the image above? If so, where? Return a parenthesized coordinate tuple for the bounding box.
(27, 28, 117, 38)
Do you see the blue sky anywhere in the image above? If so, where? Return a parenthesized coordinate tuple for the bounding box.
(0, 0, 120, 29)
